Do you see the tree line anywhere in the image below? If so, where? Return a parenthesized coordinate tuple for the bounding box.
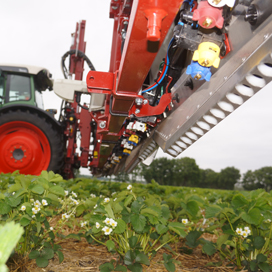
(114, 157, 272, 191)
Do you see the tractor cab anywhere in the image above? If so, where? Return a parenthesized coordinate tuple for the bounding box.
(0, 64, 53, 110)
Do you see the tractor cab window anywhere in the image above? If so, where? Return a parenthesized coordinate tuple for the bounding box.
(35, 90, 44, 109)
(7, 74, 31, 102)
(0, 76, 4, 104)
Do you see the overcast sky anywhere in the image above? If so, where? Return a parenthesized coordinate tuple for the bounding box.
(1, 0, 272, 175)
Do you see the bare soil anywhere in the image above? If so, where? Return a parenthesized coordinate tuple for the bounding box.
(7, 218, 245, 272)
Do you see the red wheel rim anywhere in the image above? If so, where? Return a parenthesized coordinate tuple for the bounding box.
(0, 121, 51, 175)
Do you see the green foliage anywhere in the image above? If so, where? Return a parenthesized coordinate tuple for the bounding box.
(1, 170, 272, 272)
(0, 222, 24, 272)
(0, 171, 78, 268)
(163, 253, 176, 272)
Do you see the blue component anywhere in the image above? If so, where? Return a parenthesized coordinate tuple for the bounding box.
(184, 0, 194, 5)
(186, 61, 212, 81)
(128, 141, 137, 146)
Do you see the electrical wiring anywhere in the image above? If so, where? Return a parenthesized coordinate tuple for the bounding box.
(141, 38, 174, 94)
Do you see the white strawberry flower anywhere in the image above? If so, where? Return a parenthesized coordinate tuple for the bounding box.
(104, 218, 111, 225)
(96, 222, 100, 229)
(244, 227, 251, 235)
(236, 228, 242, 235)
(102, 226, 113, 235)
(65, 190, 69, 196)
(21, 205, 26, 211)
(241, 231, 248, 238)
(50, 227, 53, 231)
(80, 221, 88, 227)
(182, 219, 188, 224)
(90, 194, 96, 198)
(104, 198, 110, 203)
(109, 219, 117, 228)
(62, 213, 70, 220)
(42, 199, 48, 206)
(32, 206, 40, 214)
(127, 184, 132, 190)
(73, 199, 79, 205)
(94, 204, 97, 209)
(71, 191, 77, 198)
(34, 200, 41, 207)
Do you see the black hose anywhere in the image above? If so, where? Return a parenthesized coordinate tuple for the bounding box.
(61, 49, 96, 79)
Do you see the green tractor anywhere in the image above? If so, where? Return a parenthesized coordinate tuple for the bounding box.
(0, 64, 64, 175)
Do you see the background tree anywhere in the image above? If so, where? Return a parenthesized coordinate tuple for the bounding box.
(199, 169, 220, 188)
(218, 167, 241, 190)
(254, 167, 272, 192)
(172, 157, 201, 187)
(242, 170, 261, 190)
(141, 157, 175, 185)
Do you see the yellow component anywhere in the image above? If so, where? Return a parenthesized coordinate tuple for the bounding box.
(128, 135, 139, 144)
(192, 42, 221, 68)
(69, 117, 74, 121)
(94, 151, 98, 158)
(123, 149, 131, 155)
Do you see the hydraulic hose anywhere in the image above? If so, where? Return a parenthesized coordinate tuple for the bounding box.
(61, 49, 96, 79)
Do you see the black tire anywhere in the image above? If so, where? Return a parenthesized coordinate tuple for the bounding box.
(0, 108, 64, 175)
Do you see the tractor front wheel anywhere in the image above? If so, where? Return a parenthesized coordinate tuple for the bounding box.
(0, 109, 64, 175)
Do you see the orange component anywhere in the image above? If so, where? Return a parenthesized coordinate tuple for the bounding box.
(144, 9, 168, 42)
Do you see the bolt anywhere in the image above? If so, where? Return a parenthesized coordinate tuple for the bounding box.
(135, 98, 143, 105)
(264, 34, 269, 40)
(194, 74, 202, 80)
(224, 76, 228, 81)
(112, 6, 118, 10)
(201, 59, 210, 66)
(135, 109, 140, 114)
(202, 18, 213, 27)
(99, 121, 106, 129)
(143, 99, 148, 105)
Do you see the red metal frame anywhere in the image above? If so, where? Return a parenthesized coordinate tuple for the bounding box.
(85, 0, 181, 174)
(64, 1, 182, 177)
